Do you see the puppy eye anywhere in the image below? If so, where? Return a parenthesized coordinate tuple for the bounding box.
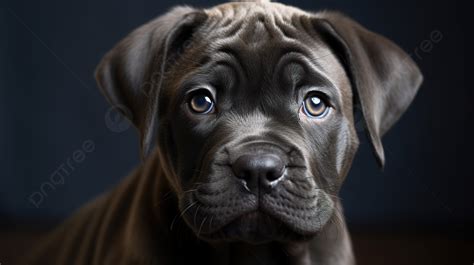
(302, 94, 329, 118)
(188, 90, 215, 114)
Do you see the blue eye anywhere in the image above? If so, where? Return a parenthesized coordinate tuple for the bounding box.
(302, 94, 329, 118)
(189, 90, 215, 114)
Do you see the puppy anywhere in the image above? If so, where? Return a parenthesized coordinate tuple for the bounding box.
(27, 1, 422, 264)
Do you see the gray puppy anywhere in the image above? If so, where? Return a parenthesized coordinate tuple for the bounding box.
(28, 1, 422, 264)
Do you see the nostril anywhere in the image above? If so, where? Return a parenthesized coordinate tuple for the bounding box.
(266, 167, 284, 182)
(239, 170, 252, 181)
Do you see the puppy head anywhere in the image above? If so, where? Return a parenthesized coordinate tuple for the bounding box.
(96, 1, 422, 243)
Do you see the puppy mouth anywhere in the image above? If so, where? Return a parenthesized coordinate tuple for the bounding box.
(198, 209, 315, 244)
(214, 211, 275, 243)
(183, 187, 330, 243)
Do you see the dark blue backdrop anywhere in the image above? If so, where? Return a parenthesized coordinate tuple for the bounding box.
(1, 0, 472, 229)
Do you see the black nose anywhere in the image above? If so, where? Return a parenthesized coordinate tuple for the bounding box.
(232, 154, 285, 193)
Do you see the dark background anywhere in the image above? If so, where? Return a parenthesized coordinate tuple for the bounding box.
(1, 0, 473, 264)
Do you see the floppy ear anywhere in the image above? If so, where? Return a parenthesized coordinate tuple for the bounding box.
(312, 11, 423, 168)
(95, 6, 207, 158)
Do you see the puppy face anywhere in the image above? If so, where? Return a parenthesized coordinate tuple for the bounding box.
(160, 4, 357, 243)
(95, 1, 422, 244)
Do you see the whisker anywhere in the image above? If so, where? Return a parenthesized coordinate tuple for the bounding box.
(170, 201, 198, 231)
(208, 216, 214, 232)
(198, 217, 208, 238)
(183, 189, 197, 194)
(180, 201, 199, 218)
(193, 205, 201, 227)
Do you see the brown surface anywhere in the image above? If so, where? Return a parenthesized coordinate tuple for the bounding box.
(352, 232, 473, 265)
(0, 228, 472, 265)
(0, 228, 46, 265)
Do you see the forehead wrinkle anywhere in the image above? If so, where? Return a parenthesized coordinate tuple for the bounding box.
(206, 1, 307, 18)
(275, 50, 341, 94)
(210, 39, 251, 84)
(273, 15, 301, 40)
(208, 34, 327, 87)
(267, 12, 301, 40)
(240, 16, 270, 46)
(204, 1, 309, 40)
(201, 1, 347, 103)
